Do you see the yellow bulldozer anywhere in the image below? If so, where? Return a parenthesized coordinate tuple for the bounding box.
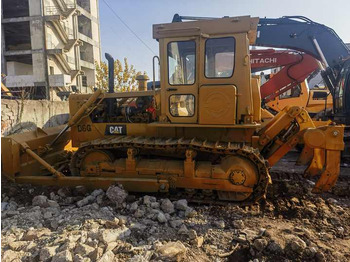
(2, 15, 346, 205)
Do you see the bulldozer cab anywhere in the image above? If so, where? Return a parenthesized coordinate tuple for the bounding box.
(153, 16, 260, 125)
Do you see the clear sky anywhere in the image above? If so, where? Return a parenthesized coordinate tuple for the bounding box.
(99, 0, 350, 76)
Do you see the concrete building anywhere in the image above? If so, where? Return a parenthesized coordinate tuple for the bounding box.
(1, 0, 101, 100)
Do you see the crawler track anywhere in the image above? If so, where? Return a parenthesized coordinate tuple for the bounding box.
(70, 136, 271, 205)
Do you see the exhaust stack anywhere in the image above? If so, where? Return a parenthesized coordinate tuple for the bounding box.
(105, 53, 115, 93)
(105, 53, 115, 117)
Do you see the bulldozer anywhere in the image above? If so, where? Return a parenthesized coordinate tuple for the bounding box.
(2, 15, 346, 204)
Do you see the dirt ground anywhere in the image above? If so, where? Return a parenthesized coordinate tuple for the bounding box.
(1, 151, 350, 262)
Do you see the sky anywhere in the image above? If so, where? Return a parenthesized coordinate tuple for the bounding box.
(99, 0, 350, 76)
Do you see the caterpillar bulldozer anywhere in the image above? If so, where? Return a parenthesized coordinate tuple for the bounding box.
(2, 15, 347, 204)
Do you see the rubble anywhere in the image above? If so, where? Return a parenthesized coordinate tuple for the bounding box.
(106, 185, 128, 207)
(1, 168, 350, 262)
(156, 241, 187, 260)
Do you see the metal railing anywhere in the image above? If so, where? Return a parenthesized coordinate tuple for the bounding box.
(45, 3, 76, 16)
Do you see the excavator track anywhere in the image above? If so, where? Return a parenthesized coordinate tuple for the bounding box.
(70, 136, 271, 205)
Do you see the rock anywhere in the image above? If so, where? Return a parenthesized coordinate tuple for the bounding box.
(2, 250, 20, 262)
(253, 238, 268, 252)
(213, 220, 225, 229)
(192, 236, 204, 248)
(232, 219, 245, 229)
(143, 195, 156, 206)
(129, 202, 138, 212)
(77, 195, 95, 207)
(74, 186, 88, 196)
(337, 226, 345, 236)
(5, 210, 19, 217)
(73, 254, 91, 262)
(7, 201, 18, 211)
(58, 241, 76, 252)
(169, 219, 183, 229)
(157, 212, 167, 223)
(1, 250, 20, 262)
(9, 241, 30, 251)
(184, 207, 197, 218)
(160, 199, 175, 214)
(91, 189, 104, 197)
(117, 216, 127, 226)
(57, 188, 71, 197)
(40, 246, 58, 261)
(96, 195, 104, 205)
(22, 228, 51, 241)
(51, 220, 60, 230)
(105, 241, 118, 251)
(89, 247, 104, 261)
(97, 250, 115, 262)
(326, 198, 338, 205)
(106, 185, 128, 207)
(315, 251, 326, 262)
(178, 224, 189, 234)
(130, 223, 147, 232)
(105, 218, 120, 229)
(175, 199, 188, 211)
(151, 202, 160, 209)
(43, 211, 53, 219)
(156, 241, 187, 260)
(188, 229, 197, 240)
(32, 195, 48, 207)
(74, 243, 95, 257)
(134, 209, 145, 218)
(99, 227, 131, 244)
(128, 255, 150, 262)
(2, 202, 8, 211)
(47, 200, 60, 208)
(304, 247, 317, 258)
(52, 250, 73, 262)
(266, 241, 283, 254)
(285, 235, 307, 254)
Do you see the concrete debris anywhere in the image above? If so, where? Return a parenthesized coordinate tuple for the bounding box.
(106, 185, 128, 207)
(160, 199, 175, 214)
(52, 250, 73, 262)
(2, 175, 350, 262)
(156, 241, 187, 260)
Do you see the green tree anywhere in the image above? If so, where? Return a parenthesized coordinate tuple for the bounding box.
(95, 58, 147, 92)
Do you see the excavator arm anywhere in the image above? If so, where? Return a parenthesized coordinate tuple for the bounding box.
(250, 49, 319, 102)
(257, 106, 344, 192)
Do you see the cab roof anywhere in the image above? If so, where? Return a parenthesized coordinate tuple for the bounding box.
(153, 15, 259, 44)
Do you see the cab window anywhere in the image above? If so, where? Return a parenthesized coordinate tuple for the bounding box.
(168, 41, 196, 85)
(279, 85, 302, 99)
(169, 94, 195, 117)
(205, 37, 235, 78)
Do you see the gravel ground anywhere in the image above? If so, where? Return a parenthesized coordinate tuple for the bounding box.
(1, 152, 350, 262)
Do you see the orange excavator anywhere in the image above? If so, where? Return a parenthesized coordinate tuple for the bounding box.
(250, 49, 332, 117)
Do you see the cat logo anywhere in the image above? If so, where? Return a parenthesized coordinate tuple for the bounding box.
(105, 125, 126, 135)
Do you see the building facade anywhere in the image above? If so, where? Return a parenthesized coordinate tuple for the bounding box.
(1, 0, 101, 100)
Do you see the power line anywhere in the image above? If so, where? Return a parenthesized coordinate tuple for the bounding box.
(101, 0, 157, 56)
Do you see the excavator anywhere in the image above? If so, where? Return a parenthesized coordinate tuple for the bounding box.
(250, 49, 333, 116)
(2, 15, 348, 204)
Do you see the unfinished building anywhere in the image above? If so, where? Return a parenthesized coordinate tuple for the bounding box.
(1, 0, 101, 100)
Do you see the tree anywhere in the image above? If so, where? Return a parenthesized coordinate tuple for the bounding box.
(95, 58, 147, 92)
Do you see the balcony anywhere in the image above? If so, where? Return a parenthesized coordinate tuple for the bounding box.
(49, 74, 71, 87)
